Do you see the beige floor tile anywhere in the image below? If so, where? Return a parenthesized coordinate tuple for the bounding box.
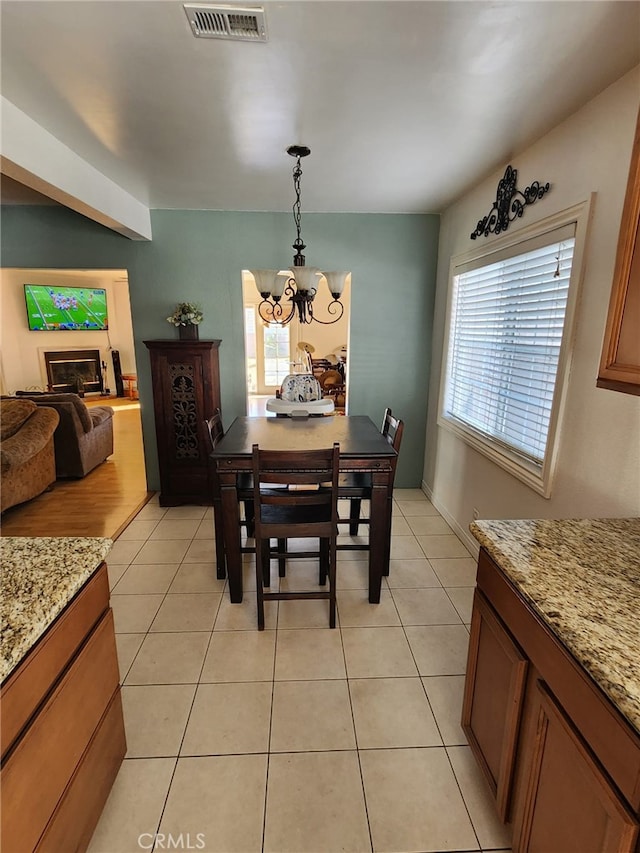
(87, 757, 176, 853)
(274, 628, 346, 680)
(336, 559, 371, 589)
(159, 754, 267, 853)
(276, 597, 338, 629)
(390, 535, 425, 560)
(240, 560, 258, 591)
(386, 558, 441, 588)
(276, 558, 324, 591)
(448, 745, 512, 850)
(446, 586, 475, 622)
(201, 630, 276, 682)
(342, 626, 417, 678)
(133, 539, 191, 565)
(350, 677, 442, 749)
(121, 684, 196, 757)
(183, 538, 216, 563)
(110, 593, 164, 633)
(181, 682, 272, 755)
(115, 633, 145, 680)
(417, 534, 472, 559)
(392, 587, 462, 625)
(405, 625, 470, 676)
(337, 538, 370, 560)
(168, 562, 226, 593)
(214, 593, 277, 630)
(111, 563, 180, 594)
(391, 515, 412, 535)
(134, 503, 168, 521)
(407, 515, 453, 536)
(360, 747, 478, 852)
(393, 488, 429, 501)
(395, 499, 440, 517)
(430, 556, 478, 587)
(270, 680, 356, 752)
(117, 519, 159, 540)
(194, 517, 214, 539)
(150, 592, 221, 632)
(125, 632, 211, 684)
(264, 751, 371, 853)
(162, 505, 207, 520)
(149, 518, 201, 540)
(337, 589, 400, 627)
(421, 675, 467, 745)
(108, 539, 146, 565)
(107, 561, 128, 590)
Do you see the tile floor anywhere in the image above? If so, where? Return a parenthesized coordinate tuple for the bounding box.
(89, 490, 512, 853)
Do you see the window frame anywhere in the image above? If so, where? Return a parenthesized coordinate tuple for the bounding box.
(438, 198, 592, 497)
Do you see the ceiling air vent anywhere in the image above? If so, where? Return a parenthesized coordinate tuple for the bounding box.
(183, 4, 267, 41)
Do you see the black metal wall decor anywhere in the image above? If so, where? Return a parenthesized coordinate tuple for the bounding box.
(470, 165, 550, 240)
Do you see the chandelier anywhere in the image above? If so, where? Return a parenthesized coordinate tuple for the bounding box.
(250, 145, 348, 325)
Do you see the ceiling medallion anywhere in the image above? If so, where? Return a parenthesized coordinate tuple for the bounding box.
(470, 165, 550, 240)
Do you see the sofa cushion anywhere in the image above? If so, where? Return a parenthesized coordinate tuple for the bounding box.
(90, 406, 114, 427)
(15, 393, 94, 433)
(0, 399, 38, 440)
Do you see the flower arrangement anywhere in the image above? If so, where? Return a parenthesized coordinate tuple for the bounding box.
(166, 302, 204, 327)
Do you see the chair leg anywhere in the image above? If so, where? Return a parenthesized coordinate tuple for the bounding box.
(349, 498, 362, 536)
(328, 539, 337, 629)
(261, 540, 271, 587)
(213, 502, 226, 580)
(255, 537, 265, 631)
(244, 500, 255, 538)
(319, 538, 329, 585)
(278, 538, 287, 577)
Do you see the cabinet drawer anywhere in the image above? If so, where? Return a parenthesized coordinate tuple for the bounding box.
(1, 563, 110, 757)
(1, 609, 120, 853)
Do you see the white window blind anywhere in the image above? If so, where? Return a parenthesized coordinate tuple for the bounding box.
(443, 224, 576, 466)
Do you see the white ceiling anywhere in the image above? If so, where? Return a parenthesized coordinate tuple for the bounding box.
(1, 0, 639, 215)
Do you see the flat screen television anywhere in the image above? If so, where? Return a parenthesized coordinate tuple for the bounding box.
(24, 284, 109, 331)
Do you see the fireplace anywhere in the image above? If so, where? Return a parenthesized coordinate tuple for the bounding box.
(44, 349, 103, 394)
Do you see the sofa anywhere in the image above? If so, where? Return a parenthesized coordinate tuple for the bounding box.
(1, 399, 59, 512)
(13, 393, 114, 478)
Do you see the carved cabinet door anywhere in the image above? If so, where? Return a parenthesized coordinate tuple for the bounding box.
(144, 339, 221, 506)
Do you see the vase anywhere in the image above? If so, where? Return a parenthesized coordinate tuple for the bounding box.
(178, 323, 199, 341)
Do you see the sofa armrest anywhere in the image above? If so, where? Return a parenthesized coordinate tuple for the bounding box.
(0, 408, 59, 473)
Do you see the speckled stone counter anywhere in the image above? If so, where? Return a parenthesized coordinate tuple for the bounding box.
(0, 536, 112, 681)
(470, 518, 640, 735)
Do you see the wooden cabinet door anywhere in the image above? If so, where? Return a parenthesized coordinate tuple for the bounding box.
(462, 589, 528, 821)
(514, 680, 639, 852)
(144, 339, 221, 505)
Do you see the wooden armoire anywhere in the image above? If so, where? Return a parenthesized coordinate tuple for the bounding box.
(144, 339, 221, 506)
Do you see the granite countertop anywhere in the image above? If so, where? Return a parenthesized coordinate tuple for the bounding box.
(0, 537, 113, 682)
(470, 518, 640, 735)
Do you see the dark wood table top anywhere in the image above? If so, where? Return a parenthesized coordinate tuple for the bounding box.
(212, 416, 397, 460)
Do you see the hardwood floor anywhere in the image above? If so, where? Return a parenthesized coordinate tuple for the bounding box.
(0, 398, 151, 539)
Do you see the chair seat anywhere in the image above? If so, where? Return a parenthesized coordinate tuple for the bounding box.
(261, 503, 333, 525)
(337, 472, 372, 494)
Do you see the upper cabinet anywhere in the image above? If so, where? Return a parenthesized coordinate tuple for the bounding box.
(598, 109, 640, 395)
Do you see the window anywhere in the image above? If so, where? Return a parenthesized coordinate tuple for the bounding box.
(263, 322, 290, 386)
(440, 204, 589, 496)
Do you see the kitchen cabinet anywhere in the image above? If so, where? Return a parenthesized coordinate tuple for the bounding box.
(1, 558, 125, 852)
(144, 339, 222, 505)
(598, 108, 640, 395)
(463, 522, 640, 853)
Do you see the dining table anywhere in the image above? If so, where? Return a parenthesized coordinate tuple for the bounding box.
(210, 415, 398, 604)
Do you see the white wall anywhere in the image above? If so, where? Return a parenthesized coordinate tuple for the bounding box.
(0, 268, 137, 394)
(424, 66, 640, 551)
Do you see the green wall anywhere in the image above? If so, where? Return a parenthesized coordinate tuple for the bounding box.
(1, 206, 439, 488)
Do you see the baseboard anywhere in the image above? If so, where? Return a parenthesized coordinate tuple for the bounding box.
(420, 479, 480, 558)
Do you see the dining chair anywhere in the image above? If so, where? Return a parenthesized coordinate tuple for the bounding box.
(337, 408, 404, 570)
(252, 442, 340, 630)
(204, 408, 256, 579)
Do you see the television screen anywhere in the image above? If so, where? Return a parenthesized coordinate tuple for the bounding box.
(24, 284, 109, 331)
